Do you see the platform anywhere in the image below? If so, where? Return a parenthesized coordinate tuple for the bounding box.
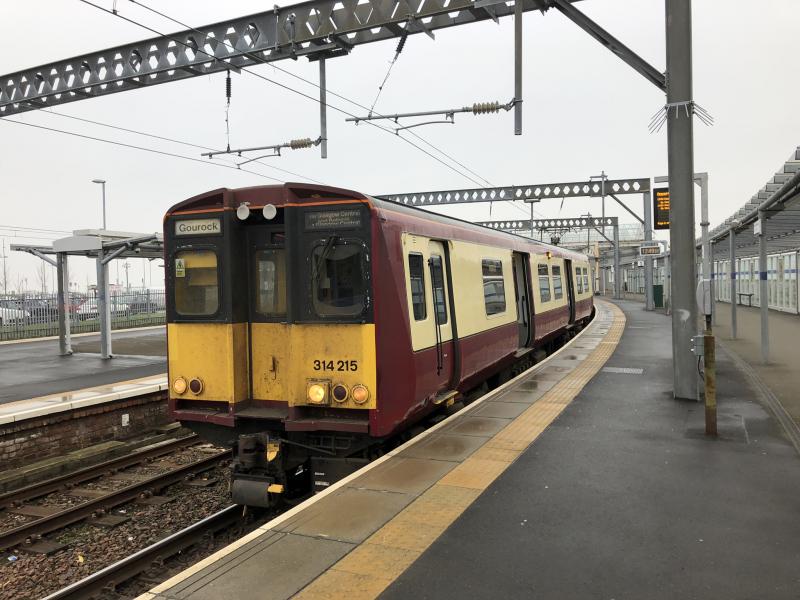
(0, 326, 166, 406)
(138, 299, 800, 600)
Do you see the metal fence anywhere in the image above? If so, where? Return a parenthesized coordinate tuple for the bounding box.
(0, 289, 165, 341)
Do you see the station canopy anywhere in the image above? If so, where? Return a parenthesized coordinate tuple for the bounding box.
(708, 147, 800, 259)
(12, 229, 163, 259)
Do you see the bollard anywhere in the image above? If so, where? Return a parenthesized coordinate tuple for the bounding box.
(704, 333, 717, 436)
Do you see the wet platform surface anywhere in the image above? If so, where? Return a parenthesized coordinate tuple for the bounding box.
(141, 299, 800, 600)
(383, 300, 800, 600)
(0, 327, 166, 405)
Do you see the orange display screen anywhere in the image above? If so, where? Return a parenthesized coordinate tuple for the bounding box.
(653, 188, 670, 230)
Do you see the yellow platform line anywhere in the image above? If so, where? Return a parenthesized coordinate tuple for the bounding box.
(293, 302, 625, 599)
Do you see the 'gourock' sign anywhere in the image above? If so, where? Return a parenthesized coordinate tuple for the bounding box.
(175, 219, 221, 236)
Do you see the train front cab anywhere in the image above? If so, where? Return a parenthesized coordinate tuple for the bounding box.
(164, 187, 378, 505)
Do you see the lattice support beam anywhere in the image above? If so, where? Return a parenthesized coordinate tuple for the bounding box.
(0, 0, 560, 116)
(477, 216, 618, 231)
(379, 179, 649, 207)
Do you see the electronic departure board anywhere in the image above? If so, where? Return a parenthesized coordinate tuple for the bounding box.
(653, 188, 670, 230)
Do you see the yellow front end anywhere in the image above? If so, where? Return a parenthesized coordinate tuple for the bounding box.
(169, 322, 376, 410)
(251, 323, 377, 410)
(168, 323, 249, 403)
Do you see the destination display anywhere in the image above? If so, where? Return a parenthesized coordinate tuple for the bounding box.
(305, 208, 362, 230)
(175, 218, 221, 236)
(653, 187, 670, 230)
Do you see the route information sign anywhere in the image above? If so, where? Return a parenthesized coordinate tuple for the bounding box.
(653, 188, 670, 230)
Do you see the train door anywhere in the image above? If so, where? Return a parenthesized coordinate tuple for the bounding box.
(564, 259, 576, 323)
(512, 252, 532, 347)
(427, 240, 455, 388)
(247, 224, 288, 404)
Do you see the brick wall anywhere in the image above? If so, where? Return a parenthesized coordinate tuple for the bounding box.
(0, 392, 170, 470)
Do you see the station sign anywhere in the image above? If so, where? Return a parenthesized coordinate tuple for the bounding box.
(640, 245, 661, 256)
(653, 187, 670, 230)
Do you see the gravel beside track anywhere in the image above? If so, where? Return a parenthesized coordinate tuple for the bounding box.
(0, 446, 231, 600)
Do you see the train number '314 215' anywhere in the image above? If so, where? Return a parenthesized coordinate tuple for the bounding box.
(313, 359, 358, 372)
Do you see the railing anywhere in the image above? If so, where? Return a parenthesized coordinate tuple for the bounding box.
(0, 289, 165, 341)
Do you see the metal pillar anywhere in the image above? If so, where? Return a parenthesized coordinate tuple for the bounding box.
(729, 230, 737, 339)
(643, 190, 654, 310)
(319, 57, 328, 159)
(758, 212, 769, 363)
(96, 251, 112, 359)
(613, 221, 621, 299)
(514, 0, 522, 135)
(665, 0, 698, 400)
(56, 252, 72, 356)
(697, 173, 712, 328)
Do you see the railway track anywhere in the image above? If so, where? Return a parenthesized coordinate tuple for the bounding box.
(41, 505, 242, 600)
(0, 442, 230, 552)
(0, 435, 199, 510)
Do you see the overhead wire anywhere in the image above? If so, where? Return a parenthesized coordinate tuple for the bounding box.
(37, 109, 324, 183)
(121, 0, 541, 220)
(126, 0, 495, 189)
(77, 0, 491, 189)
(0, 118, 286, 182)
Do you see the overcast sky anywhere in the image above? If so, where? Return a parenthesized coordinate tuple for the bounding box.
(1, 0, 798, 292)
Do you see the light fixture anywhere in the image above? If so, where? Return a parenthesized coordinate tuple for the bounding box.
(262, 204, 277, 220)
(236, 202, 251, 220)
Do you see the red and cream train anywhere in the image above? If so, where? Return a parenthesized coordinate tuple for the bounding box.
(164, 183, 593, 505)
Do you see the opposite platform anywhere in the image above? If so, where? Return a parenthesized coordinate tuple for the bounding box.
(0, 326, 166, 405)
(140, 300, 624, 600)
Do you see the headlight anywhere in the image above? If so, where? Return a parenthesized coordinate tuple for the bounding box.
(307, 382, 328, 405)
(351, 384, 370, 405)
(172, 377, 187, 395)
(189, 378, 204, 395)
(332, 383, 349, 403)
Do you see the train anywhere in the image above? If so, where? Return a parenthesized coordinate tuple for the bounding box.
(163, 183, 594, 506)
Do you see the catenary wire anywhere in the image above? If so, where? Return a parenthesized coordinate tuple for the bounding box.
(127, 0, 497, 189)
(126, 0, 544, 221)
(1, 118, 286, 182)
(77, 0, 492, 190)
(38, 109, 324, 184)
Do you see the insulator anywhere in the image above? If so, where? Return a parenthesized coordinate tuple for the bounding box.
(226, 71, 232, 101)
(289, 137, 313, 149)
(395, 33, 408, 55)
(472, 101, 501, 115)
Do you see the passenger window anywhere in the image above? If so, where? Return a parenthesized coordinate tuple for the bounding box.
(538, 264, 551, 303)
(576, 267, 583, 294)
(552, 265, 563, 300)
(174, 250, 219, 316)
(254, 248, 286, 317)
(583, 268, 590, 293)
(482, 259, 506, 315)
(429, 255, 448, 324)
(409, 253, 426, 321)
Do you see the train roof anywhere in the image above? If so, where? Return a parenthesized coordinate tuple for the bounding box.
(166, 183, 589, 262)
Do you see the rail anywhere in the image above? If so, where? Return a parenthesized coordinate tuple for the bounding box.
(0, 450, 230, 551)
(41, 505, 241, 600)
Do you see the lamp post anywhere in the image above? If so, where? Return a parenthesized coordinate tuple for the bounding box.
(92, 179, 107, 230)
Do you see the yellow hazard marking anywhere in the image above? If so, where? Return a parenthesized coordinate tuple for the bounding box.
(294, 301, 625, 599)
